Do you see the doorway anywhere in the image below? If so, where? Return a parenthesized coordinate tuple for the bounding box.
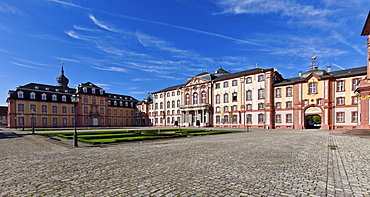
(305, 115, 321, 129)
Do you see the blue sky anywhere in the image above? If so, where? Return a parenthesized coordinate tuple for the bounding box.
(0, 0, 369, 106)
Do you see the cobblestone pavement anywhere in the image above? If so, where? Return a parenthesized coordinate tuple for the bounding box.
(0, 128, 369, 196)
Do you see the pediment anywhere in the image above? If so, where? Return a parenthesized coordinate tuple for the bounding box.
(304, 73, 322, 82)
(184, 77, 208, 86)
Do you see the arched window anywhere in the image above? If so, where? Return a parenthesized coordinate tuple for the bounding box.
(177, 100, 180, 107)
(201, 91, 206, 103)
(193, 93, 198, 104)
(172, 101, 175, 108)
(160, 102, 163, 109)
(167, 101, 170, 108)
(185, 94, 190, 105)
(155, 103, 158, 109)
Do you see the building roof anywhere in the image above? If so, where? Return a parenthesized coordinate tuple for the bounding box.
(0, 106, 7, 116)
(274, 66, 367, 86)
(361, 11, 370, 36)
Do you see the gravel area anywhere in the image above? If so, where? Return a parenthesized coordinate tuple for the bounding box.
(0, 128, 369, 196)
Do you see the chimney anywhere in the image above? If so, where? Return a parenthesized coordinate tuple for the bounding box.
(327, 66, 331, 72)
(299, 71, 302, 77)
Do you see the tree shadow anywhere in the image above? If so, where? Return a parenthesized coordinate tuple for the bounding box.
(0, 132, 24, 139)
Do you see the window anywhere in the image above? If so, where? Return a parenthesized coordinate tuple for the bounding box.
(216, 95, 220, 103)
(246, 91, 252, 100)
(224, 106, 229, 112)
(172, 101, 175, 108)
(336, 112, 345, 122)
(126, 110, 128, 115)
(216, 107, 220, 112)
(167, 92, 170, 97)
(177, 91, 180, 95)
(177, 100, 180, 107)
(42, 118, 47, 125)
(167, 101, 170, 108)
(246, 77, 252, 84)
(276, 102, 281, 109)
(62, 106, 67, 113)
(52, 94, 57, 101)
(337, 80, 345, 92)
(258, 114, 264, 122)
(120, 110, 123, 115)
(160, 102, 163, 109)
(125, 102, 128, 107)
(258, 75, 264, 81)
(63, 118, 67, 125)
(201, 91, 206, 103)
(352, 78, 361, 90)
(177, 110, 180, 114)
(42, 105, 47, 112)
(303, 100, 308, 106)
(92, 88, 95, 94)
(215, 83, 220, 89)
(286, 87, 292, 97)
(232, 92, 237, 102)
(42, 93, 47, 100)
(53, 118, 58, 125)
(232, 115, 237, 123)
(155, 103, 158, 109)
(317, 99, 323, 105)
(275, 88, 281, 98)
(108, 109, 111, 115)
(232, 80, 237, 86)
(276, 114, 281, 123)
(309, 83, 317, 94)
(224, 82, 229, 87)
(246, 104, 252, 110)
(84, 107, 88, 114)
(352, 96, 358, 105)
(172, 92, 175, 96)
(100, 99, 104, 104)
(186, 94, 190, 105)
(337, 97, 345, 105)
(30, 92, 36, 99)
(17, 91, 24, 98)
(224, 115, 229, 123)
(62, 95, 67, 102)
(83, 87, 87, 93)
(286, 114, 292, 123)
(258, 89, 264, 99)
(154, 95, 158, 99)
(233, 105, 237, 111)
(223, 93, 229, 103)
(100, 89, 104, 95)
(30, 104, 36, 112)
(52, 106, 57, 113)
(352, 112, 358, 122)
(18, 104, 24, 111)
(160, 94, 163, 98)
(286, 101, 292, 109)
(216, 116, 220, 123)
(258, 103, 264, 109)
(119, 101, 123, 106)
(193, 93, 198, 104)
(114, 109, 117, 115)
(246, 114, 252, 123)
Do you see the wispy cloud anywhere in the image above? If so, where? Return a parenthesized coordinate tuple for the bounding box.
(89, 15, 120, 32)
(331, 63, 345, 70)
(11, 61, 43, 70)
(0, 3, 23, 15)
(53, 56, 80, 63)
(73, 25, 101, 32)
(132, 78, 155, 82)
(13, 58, 55, 67)
(91, 66, 127, 72)
(48, 0, 88, 10)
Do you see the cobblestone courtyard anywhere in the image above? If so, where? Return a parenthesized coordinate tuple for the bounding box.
(0, 128, 369, 196)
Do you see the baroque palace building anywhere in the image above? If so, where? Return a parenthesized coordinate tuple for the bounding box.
(7, 66, 138, 128)
(138, 60, 366, 130)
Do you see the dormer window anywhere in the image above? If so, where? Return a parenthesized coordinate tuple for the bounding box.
(35, 86, 39, 90)
(17, 91, 24, 98)
(114, 101, 117, 106)
(56, 89, 59, 92)
(30, 92, 36, 99)
(65, 90, 68, 93)
(92, 88, 96, 94)
(42, 93, 47, 100)
(62, 95, 66, 102)
(83, 87, 87, 93)
(125, 101, 128, 107)
(108, 100, 111, 105)
(100, 89, 103, 95)
(52, 94, 57, 101)
(120, 101, 123, 106)
(130, 102, 134, 107)
(46, 88, 49, 91)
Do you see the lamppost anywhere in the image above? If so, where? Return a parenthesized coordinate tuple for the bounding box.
(22, 113, 24, 131)
(15, 117, 17, 130)
(71, 94, 79, 147)
(31, 109, 35, 134)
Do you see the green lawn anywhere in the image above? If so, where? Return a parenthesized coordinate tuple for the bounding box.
(38, 129, 244, 145)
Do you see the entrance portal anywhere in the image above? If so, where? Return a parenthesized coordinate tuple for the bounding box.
(305, 115, 321, 129)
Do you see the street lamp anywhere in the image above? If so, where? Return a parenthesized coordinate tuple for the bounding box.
(71, 94, 79, 147)
(22, 113, 24, 131)
(31, 109, 35, 134)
